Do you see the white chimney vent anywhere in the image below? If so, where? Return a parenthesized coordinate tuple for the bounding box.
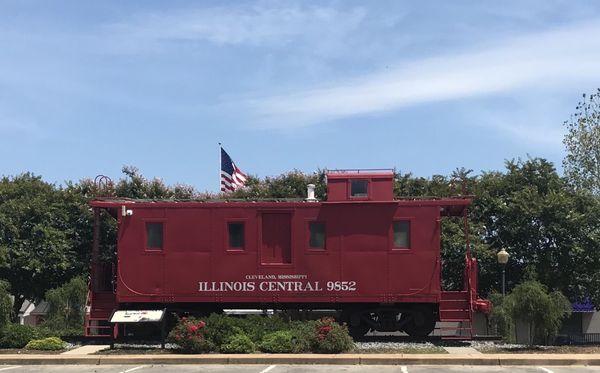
(306, 184, 317, 202)
(121, 205, 133, 217)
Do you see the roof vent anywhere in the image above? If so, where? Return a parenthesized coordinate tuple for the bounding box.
(306, 184, 317, 202)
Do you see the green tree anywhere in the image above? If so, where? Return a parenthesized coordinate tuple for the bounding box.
(473, 158, 600, 304)
(42, 276, 87, 334)
(114, 166, 199, 199)
(563, 89, 600, 195)
(488, 292, 514, 342)
(0, 280, 12, 327)
(0, 173, 92, 315)
(229, 170, 326, 200)
(505, 280, 571, 344)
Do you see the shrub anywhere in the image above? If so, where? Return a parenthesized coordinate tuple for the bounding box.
(42, 277, 87, 335)
(0, 324, 50, 348)
(167, 317, 212, 353)
(220, 333, 255, 353)
(259, 330, 295, 353)
(46, 326, 86, 338)
(204, 313, 245, 348)
(238, 314, 289, 343)
(488, 292, 514, 342)
(0, 281, 11, 330)
(504, 280, 571, 344)
(25, 337, 65, 350)
(289, 320, 314, 353)
(310, 317, 354, 353)
(165, 314, 353, 354)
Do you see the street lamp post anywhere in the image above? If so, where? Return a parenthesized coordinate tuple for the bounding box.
(497, 248, 510, 296)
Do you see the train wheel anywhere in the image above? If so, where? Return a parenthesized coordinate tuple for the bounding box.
(342, 308, 371, 340)
(401, 307, 435, 338)
(348, 324, 370, 339)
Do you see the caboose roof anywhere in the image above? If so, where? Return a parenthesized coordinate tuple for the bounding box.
(89, 196, 471, 216)
(326, 169, 394, 179)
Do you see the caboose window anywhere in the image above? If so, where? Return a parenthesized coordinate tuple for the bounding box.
(393, 221, 410, 248)
(228, 222, 245, 249)
(309, 222, 325, 249)
(146, 222, 163, 249)
(350, 179, 368, 197)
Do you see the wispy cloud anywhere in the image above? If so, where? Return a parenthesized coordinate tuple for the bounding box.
(246, 20, 600, 131)
(0, 111, 43, 139)
(468, 108, 565, 147)
(108, 3, 367, 48)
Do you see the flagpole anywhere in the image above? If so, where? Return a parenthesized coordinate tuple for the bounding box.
(218, 142, 222, 193)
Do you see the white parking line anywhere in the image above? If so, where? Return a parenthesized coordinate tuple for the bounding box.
(539, 368, 554, 373)
(120, 366, 148, 373)
(260, 365, 277, 373)
(401, 366, 408, 373)
(0, 367, 22, 372)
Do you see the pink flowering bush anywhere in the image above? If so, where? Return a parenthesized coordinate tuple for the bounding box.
(167, 316, 212, 353)
(311, 317, 354, 353)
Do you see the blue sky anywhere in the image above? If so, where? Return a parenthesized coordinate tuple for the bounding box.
(1, 1, 600, 192)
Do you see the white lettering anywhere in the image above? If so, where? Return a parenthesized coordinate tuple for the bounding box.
(198, 277, 357, 293)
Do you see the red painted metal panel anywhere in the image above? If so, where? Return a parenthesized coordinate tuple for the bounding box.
(107, 201, 453, 304)
(261, 213, 292, 264)
(116, 208, 165, 300)
(327, 174, 394, 202)
(101, 199, 483, 306)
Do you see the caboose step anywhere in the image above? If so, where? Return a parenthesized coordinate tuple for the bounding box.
(437, 320, 473, 340)
(439, 318, 471, 322)
(441, 291, 469, 300)
(84, 318, 112, 337)
(440, 299, 470, 309)
(84, 290, 116, 337)
(440, 310, 470, 320)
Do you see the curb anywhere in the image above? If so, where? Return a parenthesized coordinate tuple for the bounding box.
(1, 354, 600, 366)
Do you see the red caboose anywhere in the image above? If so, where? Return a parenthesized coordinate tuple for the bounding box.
(85, 170, 490, 338)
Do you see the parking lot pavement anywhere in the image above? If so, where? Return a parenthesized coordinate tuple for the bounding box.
(3, 366, 600, 373)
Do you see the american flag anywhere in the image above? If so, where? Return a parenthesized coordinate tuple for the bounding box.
(220, 147, 247, 192)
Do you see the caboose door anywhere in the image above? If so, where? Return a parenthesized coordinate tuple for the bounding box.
(261, 213, 292, 265)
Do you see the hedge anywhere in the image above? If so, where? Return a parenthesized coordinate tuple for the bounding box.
(168, 314, 354, 354)
(25, 337, 65, 350)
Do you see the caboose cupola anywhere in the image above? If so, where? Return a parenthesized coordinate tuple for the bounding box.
(326, 169, 394, 202)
